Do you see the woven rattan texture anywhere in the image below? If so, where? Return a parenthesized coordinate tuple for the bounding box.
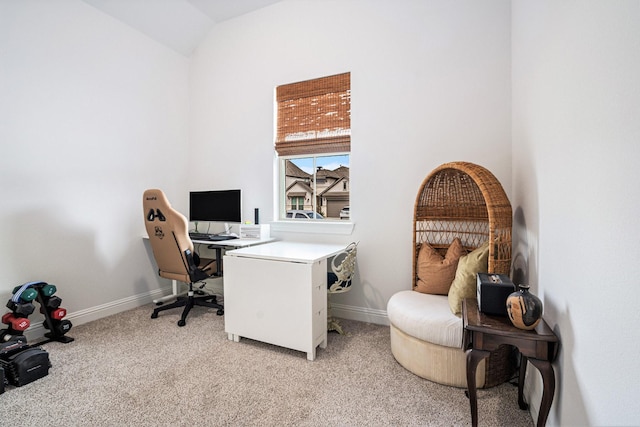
(413, 161, 512, 287)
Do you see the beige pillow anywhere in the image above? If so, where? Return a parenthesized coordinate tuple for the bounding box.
(415, 238, 464, 295)
(448, 241, 490, 315)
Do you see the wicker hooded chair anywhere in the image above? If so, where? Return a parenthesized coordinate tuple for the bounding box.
(387, 162, 515, 388)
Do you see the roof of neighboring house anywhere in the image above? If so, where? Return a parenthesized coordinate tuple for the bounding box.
(285, 161, 311, 179)
(332, 165, 350, 179)
(286, 180, 313, 194)
(285, 161, 350, 182)
(316, 167, 344, 180)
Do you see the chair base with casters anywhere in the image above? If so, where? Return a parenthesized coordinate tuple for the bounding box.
(150, 254, 224, 327)
(151, 284, 223, 327)
(152, 279, 212, 306)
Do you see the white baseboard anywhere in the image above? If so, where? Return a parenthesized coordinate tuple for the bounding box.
(23, 288, 167, 342)
(330, 302, 389, 326)
(21, 287, 386, 342)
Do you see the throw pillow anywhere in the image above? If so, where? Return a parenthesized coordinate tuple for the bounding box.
(447, 241, 490, 315)
(415, 238, 464, 295)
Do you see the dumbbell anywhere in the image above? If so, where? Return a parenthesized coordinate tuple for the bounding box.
(1, 313, 30, 332)
(48, 319, 72, 336)
(11, 287, 38, 303)
(51, 308, 67, 320)
(45, 295, 62, 310)
(39, 296, 62, 314)
(5, 300, 35, 317)
(41, 284, 57, 297)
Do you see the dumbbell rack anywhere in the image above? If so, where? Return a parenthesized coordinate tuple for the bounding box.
(1, 282, 72, 394)
(33, 282, 74, 345)
(2, 281, 74, 346)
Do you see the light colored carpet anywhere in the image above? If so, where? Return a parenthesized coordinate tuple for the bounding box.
(0, 302, 533, 426)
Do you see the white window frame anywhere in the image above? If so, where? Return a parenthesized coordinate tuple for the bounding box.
(271, 155, 354, 235)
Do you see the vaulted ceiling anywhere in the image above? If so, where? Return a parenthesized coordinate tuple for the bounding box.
(81, 0, 282, 56)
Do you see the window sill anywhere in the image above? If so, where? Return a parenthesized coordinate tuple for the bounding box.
(269, 220, 355, 235)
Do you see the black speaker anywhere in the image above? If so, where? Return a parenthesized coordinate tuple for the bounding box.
(254, 208, 259, 225)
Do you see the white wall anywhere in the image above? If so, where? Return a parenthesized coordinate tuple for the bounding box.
(7, 0, 638, 424)
(512, 1, 640, 425)
(189, 0, 512, 321)
(0, 0, 190, 325)
(0, 0, 512, 331)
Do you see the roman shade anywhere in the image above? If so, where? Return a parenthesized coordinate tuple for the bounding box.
(275, 72, 350, 156)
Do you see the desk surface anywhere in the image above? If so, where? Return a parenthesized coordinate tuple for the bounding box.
(192, 237, 275, 247)
(142, 233, 274, 248)
(226, 241, 346, 264)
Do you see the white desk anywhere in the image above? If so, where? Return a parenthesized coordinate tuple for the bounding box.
(144, 235, 274, 304)
(192, 236, 276, 277)
(223, 241, 346, 361)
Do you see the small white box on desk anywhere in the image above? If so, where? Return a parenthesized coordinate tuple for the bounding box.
(239, 224, 270, 240)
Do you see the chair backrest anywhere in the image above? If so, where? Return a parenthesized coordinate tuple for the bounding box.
(328, 242, 358, 293)
(143, 189, 195, 283)
(412, 162, 512, 289)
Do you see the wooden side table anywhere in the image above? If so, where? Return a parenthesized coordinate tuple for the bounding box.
(462, 298, 559, 427)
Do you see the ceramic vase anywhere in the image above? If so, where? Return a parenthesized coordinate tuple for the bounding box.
(506, 284, 542, 330)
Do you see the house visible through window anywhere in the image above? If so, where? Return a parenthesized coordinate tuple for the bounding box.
(275, 72, 351, 221)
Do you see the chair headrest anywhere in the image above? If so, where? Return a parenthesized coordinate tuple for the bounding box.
(144, 188, 171, 208)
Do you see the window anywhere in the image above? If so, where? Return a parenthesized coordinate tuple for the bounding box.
(290, 196, 304, 210)
(275, 72, 351, 221)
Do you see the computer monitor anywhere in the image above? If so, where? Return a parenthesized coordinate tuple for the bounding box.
(189, 189, 242, 223)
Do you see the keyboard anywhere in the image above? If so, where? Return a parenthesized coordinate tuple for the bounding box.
(189, 233, 238, 241)
(209, 235, 238, 241)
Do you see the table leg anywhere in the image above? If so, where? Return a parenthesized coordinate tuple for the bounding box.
(528, 358, 555, 427)
(518, 354, 529, 410)
(466, 349, 490, 427)
(307, 348, 316, 361)
(152, 279, 187, 304)
(214, 248, 223, 276)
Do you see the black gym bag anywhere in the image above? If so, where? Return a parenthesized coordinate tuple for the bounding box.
(0, 347, 51, 387)
(0, 366, 5, 394)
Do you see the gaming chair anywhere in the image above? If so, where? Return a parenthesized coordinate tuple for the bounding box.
(143, 189, 223, 326)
